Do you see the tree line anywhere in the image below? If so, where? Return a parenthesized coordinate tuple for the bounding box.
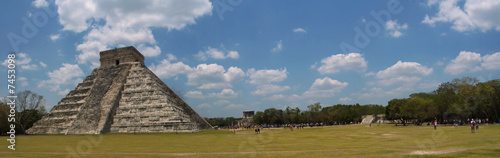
(252, 103, 385, 125)
(0, 90, 46, 135)
(386, 77, 500, 124)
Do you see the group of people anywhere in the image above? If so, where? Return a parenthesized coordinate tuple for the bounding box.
(470, 119, 480, 133)
(430, 118, 485, 133)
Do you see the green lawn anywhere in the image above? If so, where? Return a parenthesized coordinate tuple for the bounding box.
(1, 124, 499, 157)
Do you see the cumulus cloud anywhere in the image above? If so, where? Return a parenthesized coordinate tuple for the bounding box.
(376, 61, 433, 86)
(266, 94, 286, 101)
(149, 54, 192, 79)
(185, 89, 238, 99)
(385, 20, 408, 38)
(184, 91, 205, 99)
(55, 0, 213, 67)
(225, 104, 244, 109)
(481, 52, 500, 70)
(58, 89, 71, 96)
(18, 77, 28, 87)
(21, 64, 39, 70)
(247, 68, 288, 85)
(317, 53, 367, 74)
(38, 63, 84, 94)
(208, 89, 239, 98)
(227, 51, 240, 59)
(32, 0, 48, 8)
(195, 47, 239, 61)
(339, 97, 352, 102)
(293, 28, 307, 33)
(198, 103, 211, 108)
(213, 100, 231, 106)
(422, 0, 500, 32)
(357, 86, 414, 99)
(2, 53, 41, 70)
(303, 77, 348, 98)
(40, 61, 47, 68)
(444, 51, 482, 75)
(271, 40, 283, 53)
(444, 51, 500, 74)
(251, 84, 291, 96)
(187, 64, 244, 89)
(50, 34, 60, 41)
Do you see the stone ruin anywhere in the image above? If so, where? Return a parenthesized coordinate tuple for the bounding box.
(27, 46, 212, 134)
(361, 114, 389, 124)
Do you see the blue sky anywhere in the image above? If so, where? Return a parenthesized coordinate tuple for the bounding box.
(1, 0, 499, 117)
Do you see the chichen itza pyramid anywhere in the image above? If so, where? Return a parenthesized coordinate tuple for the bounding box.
(27, 46, 212, 134)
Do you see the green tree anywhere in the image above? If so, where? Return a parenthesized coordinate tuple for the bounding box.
(0, 104, 10, 134)
(15, 90, 46, 134)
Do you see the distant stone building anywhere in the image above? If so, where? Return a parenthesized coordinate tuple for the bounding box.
(238, 111, 254, 127)
(27, 46, 212, 134)
(361, 114, 389, 124)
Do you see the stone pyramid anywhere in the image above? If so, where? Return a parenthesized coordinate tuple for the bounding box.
(27, 46, 212, 134)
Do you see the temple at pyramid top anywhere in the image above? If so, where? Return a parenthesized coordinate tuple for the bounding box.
(27, 46, 212, 134)
(99, 46, 145, 67)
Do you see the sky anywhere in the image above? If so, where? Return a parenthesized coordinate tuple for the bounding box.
(1, 0, 500, 118)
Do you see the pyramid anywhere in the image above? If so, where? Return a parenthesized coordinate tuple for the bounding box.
(27, 46, 212, 134)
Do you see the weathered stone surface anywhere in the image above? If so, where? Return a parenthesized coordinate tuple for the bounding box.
(27, 46, 212, 134)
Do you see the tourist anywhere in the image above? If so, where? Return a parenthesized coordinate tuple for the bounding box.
(470, 119, 475, 133)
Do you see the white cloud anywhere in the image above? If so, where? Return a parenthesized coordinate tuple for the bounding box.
(56, 0, 212, 32)
(225, 104, 244, 109)
(227, 51, 239, 59)
(2, 53, 41, 71)
(184, 91, 205, 99)
(32, 0, 48, 8)
(339, 97, 352, 102)
(481, 52, 500, 70)
(444, 51, 482, 75)
(56, 0, 212, 67)
(287, 94, 301, 101)
(213, 100, 231, 106)
(357, 87, 414, 99)
(376, 61, 433, 86)
(293, 28, 307, 33)
(58, 89, 71, 96)
(317, 53, 367, 74)
(38, 63, 84, 93)
(21, 64, 39, 70)
(208, 89, 238, 98)
(423, 0, 500, 32)
(195, 47, 239, 61)
(166, 53, 178, 61)
(418, 81, 442, 90)
(271, 40, 283, 53)
(251, 84, 291, 96)
(2, 53, 30, 66)
(149, 59, 192, 79)
(137, 44, 161, 57)
(266, 94, 286, 101)
(385, 20, 408, 38)
(187, 64, 244, 89)
(247, 68, 288, 85)
(50, 34, 60, 41)
(303, 77, 348, 98)
(198, 103, 211, 108)
(39, 61, 47, 68)
(19, 77, 28, 87)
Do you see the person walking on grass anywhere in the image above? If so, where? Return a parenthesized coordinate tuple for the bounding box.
(471, 119, 476, 133)
(433, 120, 437, 130)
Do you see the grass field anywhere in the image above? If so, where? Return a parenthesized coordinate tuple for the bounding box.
(1, 124, 499, 157)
